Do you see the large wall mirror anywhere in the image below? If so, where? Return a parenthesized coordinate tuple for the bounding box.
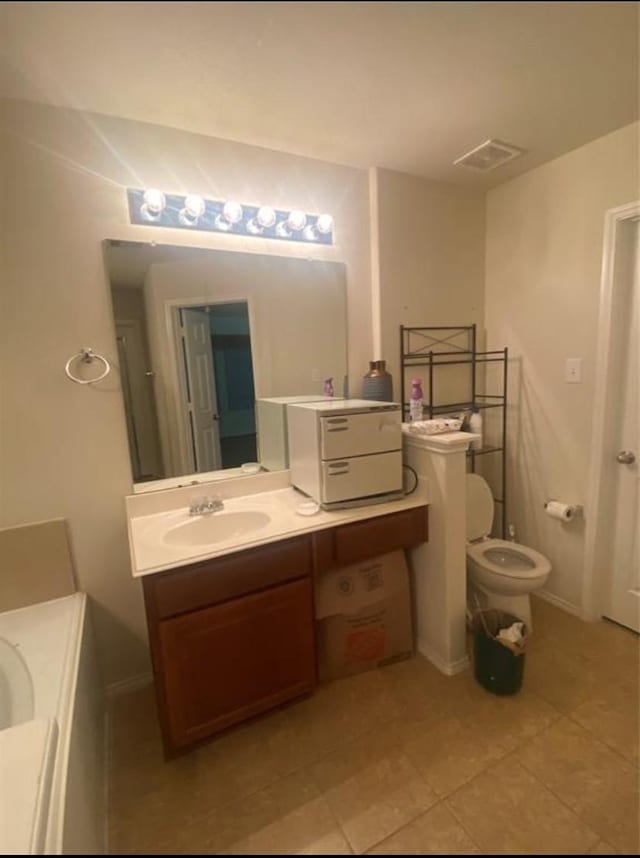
(104, 240, 348, 491)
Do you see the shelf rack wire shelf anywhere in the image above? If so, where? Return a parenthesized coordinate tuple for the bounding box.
(400, 324, 508, 537)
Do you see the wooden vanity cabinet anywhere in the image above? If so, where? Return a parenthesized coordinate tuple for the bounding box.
(155, 577, 314, 752)
(143, 535, 315, 756)
(142, 505, 427, 757)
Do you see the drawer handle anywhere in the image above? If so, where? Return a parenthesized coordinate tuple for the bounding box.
(327, 427, 349, 432)
(328, 470, 349, 476)
(326, 418, 348, 424)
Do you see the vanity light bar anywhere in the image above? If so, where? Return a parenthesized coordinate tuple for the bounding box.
(126, 188, 334, 246)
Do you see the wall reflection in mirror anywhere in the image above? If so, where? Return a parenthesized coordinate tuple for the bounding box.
(104, 240, 348, 488)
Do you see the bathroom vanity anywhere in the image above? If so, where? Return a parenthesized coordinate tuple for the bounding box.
(127, 477, 428, 756)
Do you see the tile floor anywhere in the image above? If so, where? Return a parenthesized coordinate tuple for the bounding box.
(108, 597, 640, 854)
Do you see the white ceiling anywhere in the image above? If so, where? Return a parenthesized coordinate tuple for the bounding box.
(2, 1, 638, 187)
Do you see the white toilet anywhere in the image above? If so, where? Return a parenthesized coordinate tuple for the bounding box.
(465, 473, 551, 630)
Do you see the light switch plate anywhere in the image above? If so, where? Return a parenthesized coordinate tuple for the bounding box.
(565, 357, 582, 383)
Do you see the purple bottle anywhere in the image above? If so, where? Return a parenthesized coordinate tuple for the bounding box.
(410, 378, 423, 422)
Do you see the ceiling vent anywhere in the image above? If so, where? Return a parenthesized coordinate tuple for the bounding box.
(454, 139, 526, 172)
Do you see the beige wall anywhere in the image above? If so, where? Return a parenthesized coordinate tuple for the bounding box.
(375, 168, 486, 405)
(485, 122, 639, 610)
(0, 98, 372, 687)
(110, 287, 146, 325)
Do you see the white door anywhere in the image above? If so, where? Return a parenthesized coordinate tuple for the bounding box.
(604, 220, 639, 631)
(181, 308, 222, 472)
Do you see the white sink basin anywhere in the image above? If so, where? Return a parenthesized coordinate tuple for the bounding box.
(162, 510, 272, 547)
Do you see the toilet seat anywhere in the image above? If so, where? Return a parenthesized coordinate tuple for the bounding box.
(466, 537, 551, 579)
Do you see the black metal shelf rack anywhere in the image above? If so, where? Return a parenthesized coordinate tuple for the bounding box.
(400, 324, 508, 537)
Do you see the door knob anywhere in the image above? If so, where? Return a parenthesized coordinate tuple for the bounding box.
(616, 450, 636, 465)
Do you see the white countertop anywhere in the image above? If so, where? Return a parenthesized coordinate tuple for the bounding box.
(128, 485, 428, 577)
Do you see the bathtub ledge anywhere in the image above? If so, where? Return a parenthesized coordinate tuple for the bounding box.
(0, 718, 58, 854)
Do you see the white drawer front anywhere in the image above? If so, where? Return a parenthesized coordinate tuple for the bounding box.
(320, 411, 401, 460)
(321, 451, 403, 503)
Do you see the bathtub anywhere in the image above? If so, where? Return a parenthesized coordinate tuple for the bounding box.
(0, 594, 106, 854)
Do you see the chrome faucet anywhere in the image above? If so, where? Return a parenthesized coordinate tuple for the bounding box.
(189, 495, 224, 516)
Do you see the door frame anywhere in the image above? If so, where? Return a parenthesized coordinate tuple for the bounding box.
(582, 200, 640, 621)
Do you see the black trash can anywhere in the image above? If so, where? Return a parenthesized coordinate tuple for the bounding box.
(472, 609, 526, 695)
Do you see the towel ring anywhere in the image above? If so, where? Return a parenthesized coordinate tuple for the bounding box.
(65, 348, 110, 385)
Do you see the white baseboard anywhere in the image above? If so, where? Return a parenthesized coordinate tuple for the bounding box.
(417, 639, 470, 676)
(105, 671, 153, 699)
(534, 589, 582, 618)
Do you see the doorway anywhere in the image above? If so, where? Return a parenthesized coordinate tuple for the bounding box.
(175, 301, 257, 472)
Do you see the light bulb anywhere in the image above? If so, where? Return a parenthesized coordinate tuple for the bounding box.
(215, 199, 244, 231)
(316, 213, 333, 234)
(223, 200, 243, 224)
(303, 213, 334, 241)
(179, 193, 206, 226)
(257, 206, 276, 228)
(287, 210, 307, 231)
(276, 209, 307, 238)
(184, 194, 206, 218)
(140, 188, 166, 220)
(247, 205, 277, 235)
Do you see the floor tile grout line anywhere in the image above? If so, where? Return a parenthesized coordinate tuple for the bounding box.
(514, 751, 608, 850)
(442, 747, 602, 854)
(362, 795, 488, 856)
(562, 708, 640, 770)
(304, 730, 442, 855)
(438, 795, 485, 855)
(359, 797, 444, 854)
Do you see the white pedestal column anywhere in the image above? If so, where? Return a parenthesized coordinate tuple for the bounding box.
(403, 429, 477, 675)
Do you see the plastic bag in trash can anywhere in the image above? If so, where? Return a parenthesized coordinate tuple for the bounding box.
(472, 609, 527, 695)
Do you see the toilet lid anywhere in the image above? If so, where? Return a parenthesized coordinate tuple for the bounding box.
(466, 473, 494, 540)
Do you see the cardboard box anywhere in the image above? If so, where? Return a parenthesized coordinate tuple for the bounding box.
(315, 550, 413, 681)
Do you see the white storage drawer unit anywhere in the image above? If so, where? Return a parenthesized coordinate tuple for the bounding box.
(321, 451, 403, 504)
(287, 399, 403, 508)
(320, 410, 401, 459)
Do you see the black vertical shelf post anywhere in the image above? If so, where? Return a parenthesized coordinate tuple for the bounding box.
(501, 346, 509, 538)
(399, 324, 406, 419)
(471, 323, 477, 407)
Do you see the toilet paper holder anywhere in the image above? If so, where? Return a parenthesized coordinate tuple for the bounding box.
(543, 500, 583, 521)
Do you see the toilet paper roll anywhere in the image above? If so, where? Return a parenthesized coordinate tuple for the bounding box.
(544, 500, 574, 521)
